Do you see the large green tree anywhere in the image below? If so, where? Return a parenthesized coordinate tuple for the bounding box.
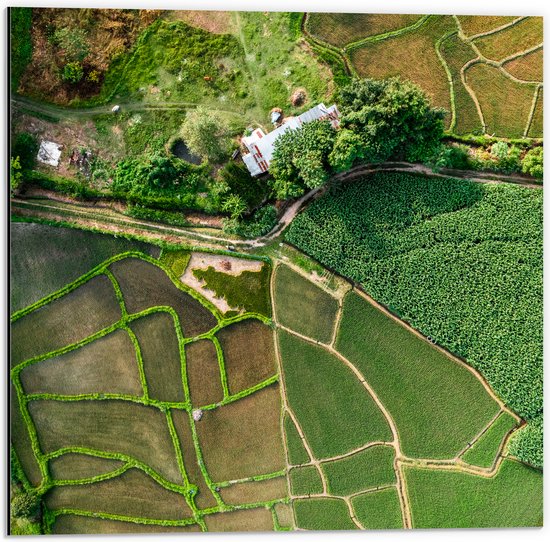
(180, 107, 231, 163)
(330, 77, 446, 170)
(270, 120, 337, 199)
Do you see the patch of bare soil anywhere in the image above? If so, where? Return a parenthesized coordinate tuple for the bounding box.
(167, 10, 234, 34)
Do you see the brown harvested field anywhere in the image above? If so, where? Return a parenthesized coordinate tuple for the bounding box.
(45, 468, 192, 520)
(465, 63, 536, 138)
(440, 33, 483, 134)
(503, 48, 543, 82)
(185, 339, 224, 407)
(473, 17, 543, 62)
(171, 409, 218, 510)
(456, 15, 518, 37)
(204, 507, 274, 532)
(28, 399, 183, 485)
(528, 88, 543, 138)
(350, 15, 455, 123)
(130, 312, 184, 403)
(196, 384, 285, 482)
(109, 257, 217, 337)
(274, 502, 294, 529)
(52, 515, 201, 534)
(219, 476, 287, 506)
(48, 453, 124, 481)
(166, 10, 233, 34)
(11, 383, 42, 487)
(306, 13, 423, 48)
(217, 320, 277, 395)
(20, 329, 142, 397)
(11, 274, 120, 368)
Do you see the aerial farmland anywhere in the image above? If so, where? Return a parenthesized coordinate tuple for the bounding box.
(9, 5, 542, 535)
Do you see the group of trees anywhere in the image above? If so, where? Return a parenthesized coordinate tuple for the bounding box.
(270, 77, 447, 199)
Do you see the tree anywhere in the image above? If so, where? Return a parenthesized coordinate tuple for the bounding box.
(12, 132, 38, 171)
(332, 77, 445, 167)
(522, 147, 543, 179)
(62, 61, 84, 83)
(180, 107, 231, 163)
(270, 120, 336, 199)
(10, 156, 23, 195)
(54, 27, 89, 62)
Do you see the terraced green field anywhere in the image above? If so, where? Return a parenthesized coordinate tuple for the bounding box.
(305, 13, 543, 137)
(10, 230, 287, 534)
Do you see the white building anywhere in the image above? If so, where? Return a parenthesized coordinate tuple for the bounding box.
(241, 103, 340, 176)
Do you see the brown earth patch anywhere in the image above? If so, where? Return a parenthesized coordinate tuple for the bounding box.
(204, 507, 274, 532)
(48, 453, 124, 481)
(167, 10, 233, 34)
(220, 476, 287, 506)
(185, 339, 224, 407)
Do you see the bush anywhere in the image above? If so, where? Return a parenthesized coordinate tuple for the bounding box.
(11, 492, 39, 518)
(521, 147, 543, 179)
(62, 61, 84, 83)
(223, 205, 278, 238)
(12, 132, 38, 171)
(430, 144, 471, 171)
(125, 205, 190, 227)
(507, 417, 543, 469)
(9, 7, 33, 92)
(53, 27, 89, 62)
(218, 161, 271, 211)
(10, 157, 23, 195)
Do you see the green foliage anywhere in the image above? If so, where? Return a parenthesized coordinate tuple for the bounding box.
(429, 143, 470, 170)
(10, 157, 23, 195)
(288, 173, 542, 435)
(62, 61, 84, 83)
(334, 77, 445, 166)
(11, 491, 39, 518)
(284, 415, 309, 465)
(218, 161, 272, 212)
(462, 413, 518, 468)
(274, 264, 338, 343)
(9, 7, 33, 92)
(270, 120, 337, 198)
(507, 417, 543, 469)
(279, 329, 392, 460)
(221, 194, 247, 220)
(521, 147, 543, 179)
(289, 466, 323, 495)
(192, 263, 272, 318)
(54, 27, 90, 62)
(322, 446, 396, 496)
(405, 459, 542, 528)
(12, 132, 38, 171)
(180, 107, 231, 164)
(222, 205, 277, 239)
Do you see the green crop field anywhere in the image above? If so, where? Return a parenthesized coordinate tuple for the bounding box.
(405, 459, 543, 528)
(274, 264, 339, 343)
(461, 413, 518, 468)
(289, 466, 324, 496)
(286, 172, 543, 464)
(352, 488, 403, 530)
(10, 228, 288, 533)
(284, 414, 309, 465)
(336, 292, 500, 459)
(322, 445, 396, 496)
(294, 498, 358, 530)
(278, 329, 392, 459)
(305, 13, 543, 137)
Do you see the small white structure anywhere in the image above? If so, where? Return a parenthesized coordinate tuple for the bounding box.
(112, 105, 121, 113)
(37, 140, 62, 167)
(241, 103, 340, 176)
(192, 409, 203, 421)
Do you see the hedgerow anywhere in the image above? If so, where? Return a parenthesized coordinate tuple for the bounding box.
(286, 172, 542, 464)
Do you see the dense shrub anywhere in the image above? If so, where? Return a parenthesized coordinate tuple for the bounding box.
(521, 147, 543, 179)
(125, 205, 189, 227)
(218, 161, 271, 211)
(9, 7, 33, 92)
(507, 417, 543, 469)
(223, 205, 277, 238)
(12, 132, 38, 171)
(430, 144, 471, 171)
(287, 172, 542, 465)
(61, 61, 84, 83)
